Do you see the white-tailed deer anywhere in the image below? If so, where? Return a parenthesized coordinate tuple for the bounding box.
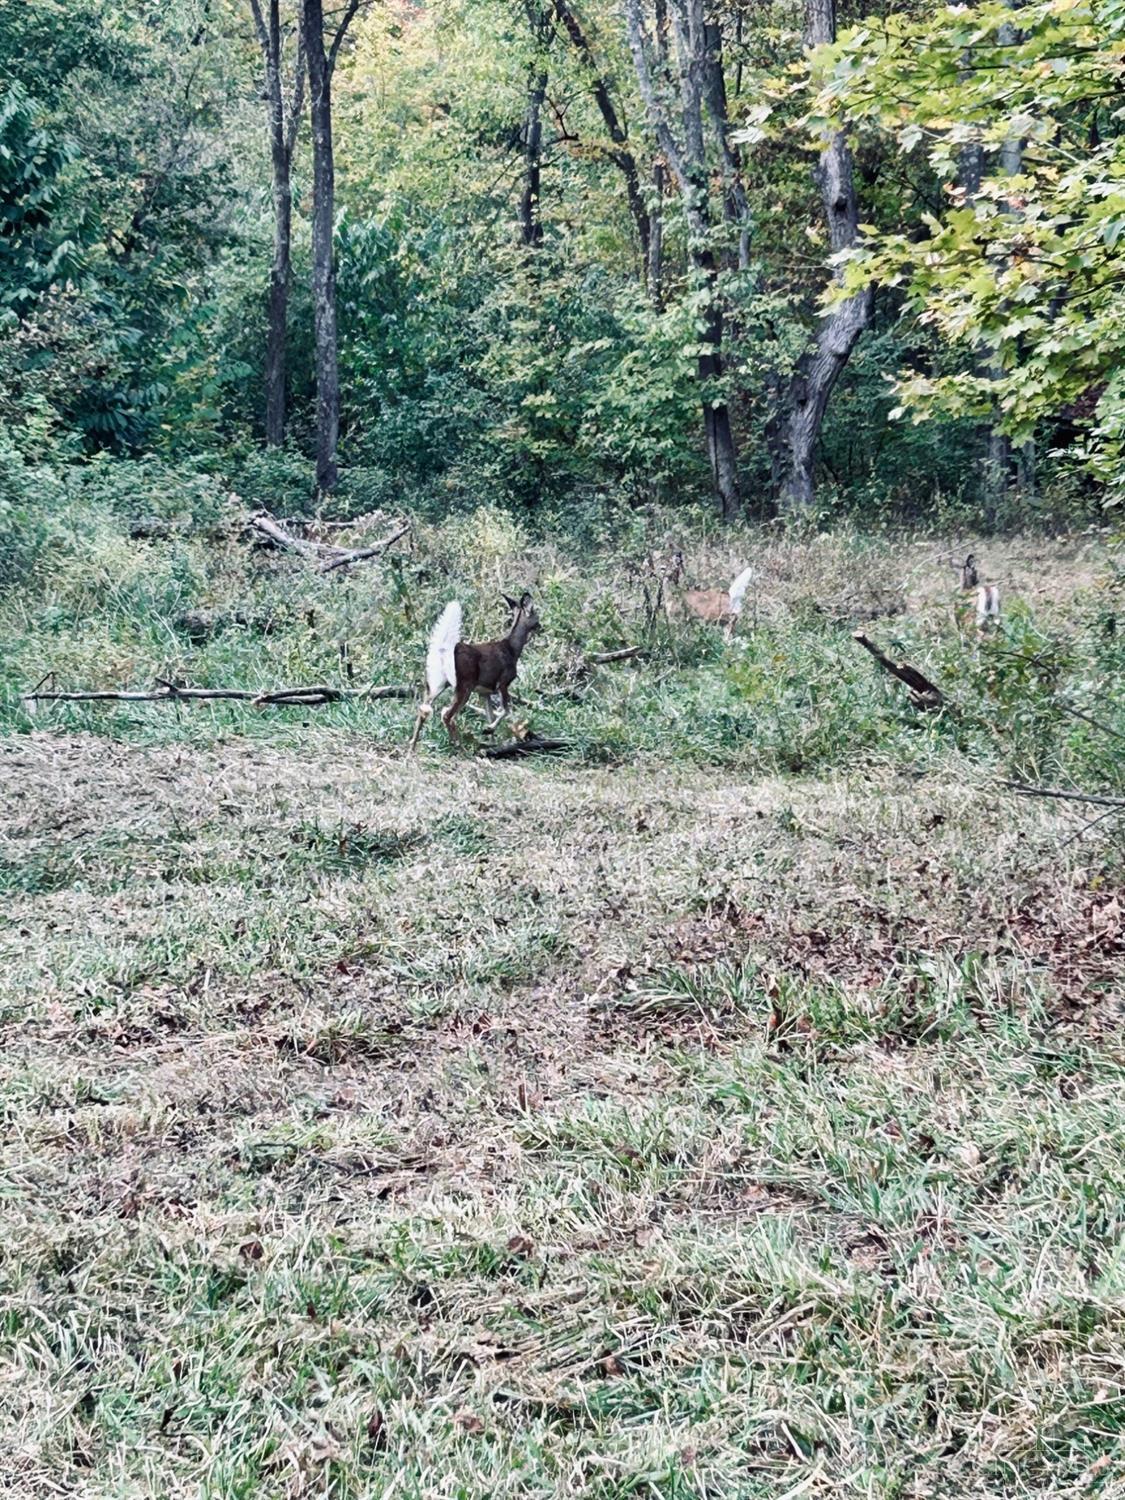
(956, 554, 1001, 635)
(407, 592, 541, 750)
(663, 551, 755, 639)
(976, 582, 1001, 632)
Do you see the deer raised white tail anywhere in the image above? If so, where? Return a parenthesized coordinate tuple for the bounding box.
(976, 584, 1001, 632)
(426, 601, 463, 698)
(665, 554, 753, 640)
(728, 566, 755, 621)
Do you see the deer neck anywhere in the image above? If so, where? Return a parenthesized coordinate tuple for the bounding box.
(507, 614, 535, 658)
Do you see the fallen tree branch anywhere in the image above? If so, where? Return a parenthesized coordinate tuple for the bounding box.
(248, 510, 408, 572)
(318, 522, 410, 574)
(23, 681, 411, 708)
(248, 510, 331, 559)
(999, 780, 1125, 810)
(853, 631, 943, 710)
(587, 646, 645, 665)
(478, 736, 570, 759)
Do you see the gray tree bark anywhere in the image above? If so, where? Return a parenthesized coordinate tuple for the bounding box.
(625, 0, 740, 519)
(701, 20, 749, 270)
(302, 0, 363, 494)
(775, 0, 872, 518)
(962, 14, 1034, 517)
(520, 69, 548, 246)
(249, 0, 305, 448)
(647, 160, 664, 305)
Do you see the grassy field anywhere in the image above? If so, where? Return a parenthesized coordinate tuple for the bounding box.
(2, 509, 1124, 1497)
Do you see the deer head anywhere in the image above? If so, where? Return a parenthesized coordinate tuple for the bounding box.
(502, 591, 541, 640)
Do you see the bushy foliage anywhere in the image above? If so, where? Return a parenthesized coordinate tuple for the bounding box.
(813, 0, 1125, 506)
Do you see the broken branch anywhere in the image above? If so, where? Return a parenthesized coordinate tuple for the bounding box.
(853, 631, 943, 710)
(248, 510, 330, 559)
(999, 781, 1125, 810)
(587, 646, 645, 665)
(248, 510, 408, 572)
(478, 736, 570, 760)
(318, 523, 410, 574)
(23, 682, 411, 709)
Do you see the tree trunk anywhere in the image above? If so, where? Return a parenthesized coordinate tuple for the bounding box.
(303, 0, 340, 493)
(520, 70, 548, 246)
(776, 0, 871, 518)
(265, 160, 292, 447)
(647, 160, 664, 305)
(966, 14, 1032, 519)
(250, 0, 305, 447)
(624, 0, 741, 519)
(702, 20, 749, 270)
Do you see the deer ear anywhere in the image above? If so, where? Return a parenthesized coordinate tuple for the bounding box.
(501, 593, 517, 609)
(519, 590, 532, 608)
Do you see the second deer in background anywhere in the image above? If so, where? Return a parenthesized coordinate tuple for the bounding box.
(664, 552, 755, 640)
(958, 554, 1002, 635)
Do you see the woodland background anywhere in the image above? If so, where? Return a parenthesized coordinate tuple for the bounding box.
(3, 0, 1122, 548)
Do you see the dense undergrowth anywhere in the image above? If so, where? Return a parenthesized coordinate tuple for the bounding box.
(1, 461, 1122, 804)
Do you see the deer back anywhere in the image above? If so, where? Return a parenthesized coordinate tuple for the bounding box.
(669, 587, 732, 623)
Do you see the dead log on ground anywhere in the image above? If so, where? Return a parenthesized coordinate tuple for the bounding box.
(853, 631, 943, 710)
(23, 681, 411, 709)
(478, 736, 570, 759)
(248, 510, 409, 572)
(318, 523, 410, 574)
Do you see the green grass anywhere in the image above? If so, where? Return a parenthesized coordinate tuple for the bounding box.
(1, 508, 1124, 1497)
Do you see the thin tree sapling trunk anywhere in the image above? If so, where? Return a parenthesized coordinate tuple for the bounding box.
(625, 0, 741, 519)
(553, 0, 651, 268)
(249, 0, 305, 447)
(302, 0, 364, 494)
(775, 0, 872, 518)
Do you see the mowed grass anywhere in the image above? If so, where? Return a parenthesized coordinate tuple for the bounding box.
(1, 517, 1124, 1497)
(2, 728, 1124, 1499)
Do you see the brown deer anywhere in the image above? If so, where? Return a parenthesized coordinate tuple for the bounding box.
(663, 551, 755, 639)
(407, 592, 541, 750)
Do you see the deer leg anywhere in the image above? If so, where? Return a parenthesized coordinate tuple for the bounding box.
(407, 683, 450, 752)
(481, 691, 505, 732)
(441, 682, 474, 745)
(407, 693, 433, 753)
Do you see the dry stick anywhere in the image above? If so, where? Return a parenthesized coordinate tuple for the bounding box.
(998, 780, 1125, 810)
(1061, 806, 1125, 849)
(23, 683, 411, 707)
(318, 522, 410, 574)
(852, 631, 943, 709)
(1054, 700, 1125, 746)
(587, 646, 645, 665)
(478, 736, 569, 760)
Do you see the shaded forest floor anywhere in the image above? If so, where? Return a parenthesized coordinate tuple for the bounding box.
(1, 524, 1124, 1497)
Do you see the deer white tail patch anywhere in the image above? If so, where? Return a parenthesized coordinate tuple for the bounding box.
(426, 601, 463, 696)
(728, 566, 755, 616)
(976, 584, 1001, 629)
